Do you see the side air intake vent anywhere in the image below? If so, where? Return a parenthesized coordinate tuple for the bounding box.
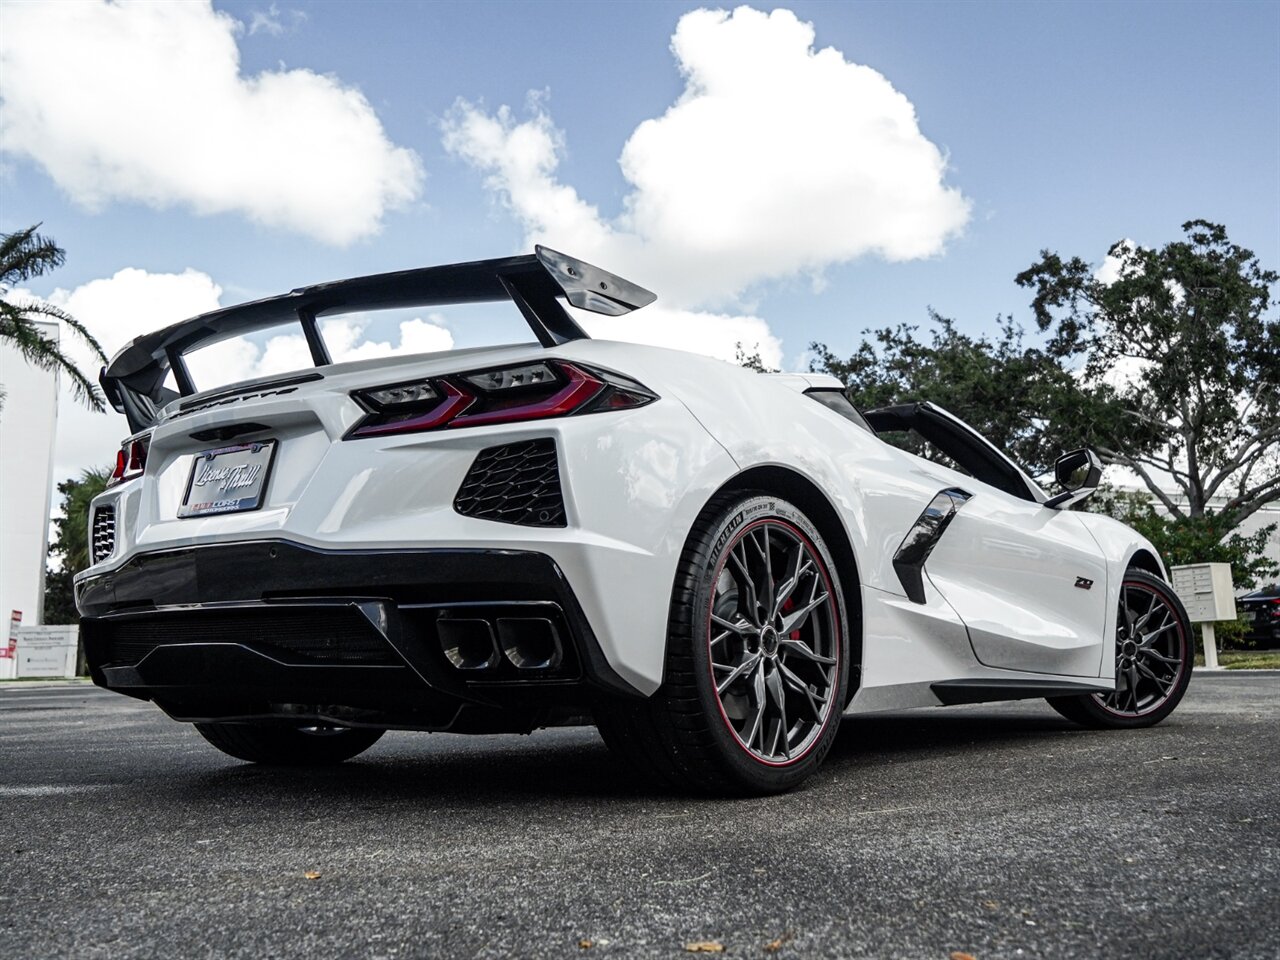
(91, 505, 117, 564)
(454, 438, 566, 528)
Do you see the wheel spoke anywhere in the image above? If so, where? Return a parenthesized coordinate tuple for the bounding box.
(1138, 619, 1177, 647)
(711, 613, 754, 637)
(779, 588, 829, 635)
(779, 637, 836, 665)
(1134, 659, 1173, 693)
(765, 665, 789, 759)
(1125, 664, 1141, 712)
(1120, 587, 1136, 636)
(768, 542, 811, 624)
(728, 547, 762, 627)
(779, 661, 827, 721)
(744, 660, 767, 749)
(715, 652, 762, 695)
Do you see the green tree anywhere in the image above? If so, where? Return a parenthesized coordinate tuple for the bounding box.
(43, 467, 112, 625)
(808, 221, 1278, 588)
(1, 224, 107, 411)
(1092, 488, 1278, 591)
(808, 311, 1132, 478)
(1016, 220, 1279, 524)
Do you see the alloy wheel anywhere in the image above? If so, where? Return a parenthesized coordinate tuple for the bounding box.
(1094, 580, 1188, 717)
(707, 518, 841, 765)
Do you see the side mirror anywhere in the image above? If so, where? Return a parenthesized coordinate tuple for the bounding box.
(1045, 448, 1103, 509)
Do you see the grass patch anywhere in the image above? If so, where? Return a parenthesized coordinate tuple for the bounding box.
(1193, 650, 1280, 670)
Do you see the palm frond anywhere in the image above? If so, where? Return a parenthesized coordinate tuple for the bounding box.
(0, 224, 66, 289)
(0, 305, 105, 412)
(0, 225, 110, 413)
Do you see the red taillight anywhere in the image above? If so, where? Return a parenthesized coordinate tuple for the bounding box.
(106, 437, 149, 487)
(345, 360, 657, 439)
(448, 363, 603, 429)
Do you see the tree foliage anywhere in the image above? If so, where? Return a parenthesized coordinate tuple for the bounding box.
(0, 224, 107, 412)
(43, 467, 111, 625)
(808, 311, 1131, 478)
(806, 220, 1278, 585)
(1092, 488, 1278, 591)
(1016, 220, 1279, 523)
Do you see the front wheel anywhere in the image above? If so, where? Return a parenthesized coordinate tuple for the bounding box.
(1048, 570, 1193, 729)
(596, 493, 850, 795)
(194, 722, 384, 765)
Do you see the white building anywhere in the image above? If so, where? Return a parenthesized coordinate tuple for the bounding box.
(0, 320, 60, 676)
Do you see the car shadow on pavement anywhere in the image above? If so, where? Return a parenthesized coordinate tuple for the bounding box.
(166, 707, 1082, 804)
(831, 708, 1080, 762)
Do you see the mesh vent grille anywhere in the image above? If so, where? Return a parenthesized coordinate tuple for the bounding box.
(454, 438, 566, 528)
(91, 506, 116, 564)
(101, 607, 399, 666)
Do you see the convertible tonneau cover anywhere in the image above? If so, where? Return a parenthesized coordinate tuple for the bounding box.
(100, 246, 655, 430)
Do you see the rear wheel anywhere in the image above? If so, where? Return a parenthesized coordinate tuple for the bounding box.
(194, 722, 384, 765)
(595, 493, 850, 795)
(1048, 570, 1192, 729)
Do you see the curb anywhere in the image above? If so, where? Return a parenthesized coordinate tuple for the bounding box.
(0, 679, 94, 690)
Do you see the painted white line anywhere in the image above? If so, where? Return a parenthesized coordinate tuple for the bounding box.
(0, 785, 115, 796)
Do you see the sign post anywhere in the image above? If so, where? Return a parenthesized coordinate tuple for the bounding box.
(5, 610, 20, 659)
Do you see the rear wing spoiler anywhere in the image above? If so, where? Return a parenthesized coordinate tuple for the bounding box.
(100, 246, 656, 432)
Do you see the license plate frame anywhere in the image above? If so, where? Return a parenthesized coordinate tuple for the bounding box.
(179, 439, 278, 519)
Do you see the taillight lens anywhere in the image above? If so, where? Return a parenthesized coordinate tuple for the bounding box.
(346, 360, 657, 439)
(106, 436, 150, 487)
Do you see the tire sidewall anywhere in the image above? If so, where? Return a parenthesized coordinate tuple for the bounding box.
(682, 494, 850, 791)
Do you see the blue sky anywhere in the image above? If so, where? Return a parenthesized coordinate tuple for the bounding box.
(1, 0, 1277, 476)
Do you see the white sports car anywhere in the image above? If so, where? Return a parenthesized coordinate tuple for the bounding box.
(76, 248, 1193, 794)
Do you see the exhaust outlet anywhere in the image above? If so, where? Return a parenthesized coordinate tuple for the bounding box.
(437, 619, 500, 671)
(497, 618, 563, 671)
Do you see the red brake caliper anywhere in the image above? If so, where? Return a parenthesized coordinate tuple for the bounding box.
(783, 597, 800, 640)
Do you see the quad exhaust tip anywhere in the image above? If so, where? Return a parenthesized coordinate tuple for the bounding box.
(437, 616, 563, 673)
(437, 619, 500, 671)
(497, 618, 563, 671)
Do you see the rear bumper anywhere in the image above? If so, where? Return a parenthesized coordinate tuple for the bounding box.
(77, 539, 641, 729)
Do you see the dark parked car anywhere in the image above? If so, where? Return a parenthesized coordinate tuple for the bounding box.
(1239, 584, 1280, 648)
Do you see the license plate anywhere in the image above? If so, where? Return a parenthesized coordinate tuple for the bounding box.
(179, 440, 277, 518)
(1242, 610, 1255, 622)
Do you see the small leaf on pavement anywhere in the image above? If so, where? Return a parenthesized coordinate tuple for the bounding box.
(764, 930, 794, 952)
(303, 871, 321, 880)
(684, 941, 725, 953)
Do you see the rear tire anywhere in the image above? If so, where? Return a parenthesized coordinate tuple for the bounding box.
(1048, 570, 1192, 729)
(194, 722, 384, 765)
(595, 492, 850, 795)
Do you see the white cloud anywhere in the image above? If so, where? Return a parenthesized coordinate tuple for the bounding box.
(442, 6, 970, 364)
(575, 305, 782, 369)
(1094, 239, 1136, 285)
(29, 268, 224, 478)
(0, 0, 421, 245)
(17, 269, 453, 478)
(247, 4, 306, 37)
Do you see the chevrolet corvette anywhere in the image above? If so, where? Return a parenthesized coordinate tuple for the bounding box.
(76, 248, 1193, 793)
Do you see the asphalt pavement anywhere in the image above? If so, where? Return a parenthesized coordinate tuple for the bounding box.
(1, 673, 1277, 959)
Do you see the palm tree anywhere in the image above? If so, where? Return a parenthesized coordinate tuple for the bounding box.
(0, 224, 107, 411)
